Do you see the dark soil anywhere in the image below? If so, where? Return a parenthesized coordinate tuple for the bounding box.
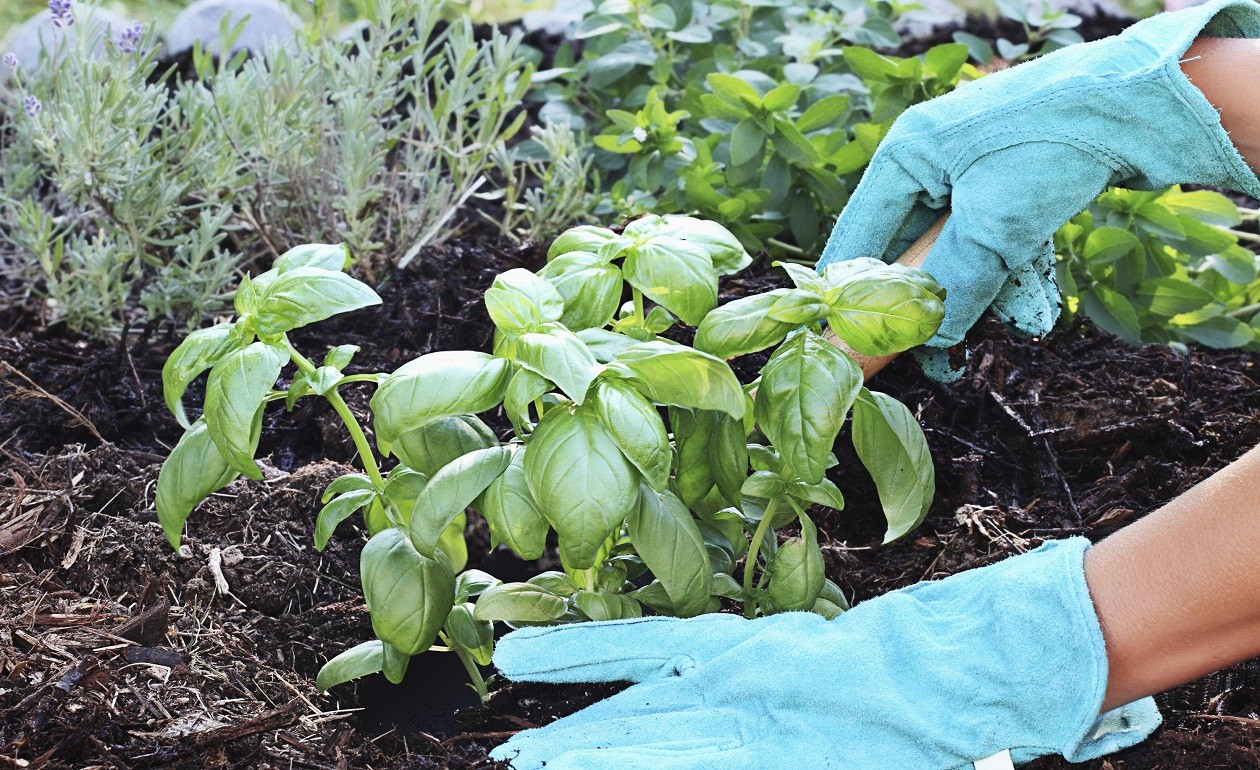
(5, 10, 1260, 770)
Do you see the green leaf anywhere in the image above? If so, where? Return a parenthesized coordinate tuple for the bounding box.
(538, 253, 623, 330)
(1162, 189, 1242, 226)
(790, 477, 846, 511)
(408, 446, 514, 558)
(841, 46, 899, 80)
(253, 267, 382, 335)
(203, 341, 288, 480)
(1136, 278, 1216, 317)
(445, 604, 494, 666)
(612, 341, 745, 419)
(316, 640, 383, 692)
(1082, 227, 1140, 264)
(393, 415, 499, 477)
(474, 582, 568, 623)
(1206, 246, 1258, 284)
(361, 528, 455, 655)
(762, 83, 802, 113)
(765, 513, 824, 613)
(155, 420, 240, 548)
(694, 290, 797, 359)
(852, 389, 935, 544)
(371, 352, 511, 447)
(767, 289, 829, 325)
(321, 473, 373, 503)
(771, 118, 821, 166)
(622, 237, 718, 326)
(574, 590, 642, 621)
(741, 470, 785, 499)
(485, 288, 543, 335)
(455, 570, 501, 603)
(163, 323, 246, 429)
(315, 488, 376, 551)
(796, 94, 850, 134)
(623, 216, 752, 275)
(381, 642, 409, 684)
(274, 243, 351, 273)
(515, 324, 601, 404)
(490, 268, 565, 329)
(548, 226, 620, 260)
(592, 379, 671, 491)
(479, 447, 550, 561)
(707, 72, 763, 108)
(524, 406, 640, 569)
(825, 270, 946, 356)
(730, 119, 767, 167)
(1080, 285, 1141, 345)
(577, 328, 641, 363)
(504, 367, 552, 430)
(1176, 314, 1254, 348)
(627, 483, 710, 617)
(323, 344, 359, 370)
(437, 512, 469, 573)
(755, 330, 861, 484)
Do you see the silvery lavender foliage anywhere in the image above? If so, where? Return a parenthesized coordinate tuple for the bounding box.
(2, 53, 17, 70)
(24, 95, 42, 117)
(48, 0, 74, 29)
(116, 22, 144, 54)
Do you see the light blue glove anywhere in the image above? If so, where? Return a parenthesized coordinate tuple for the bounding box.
(818, 0, 1260, 379)
(489, 538, 1160, 769)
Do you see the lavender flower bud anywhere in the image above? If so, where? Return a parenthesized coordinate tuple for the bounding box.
(24, 95, 42, 117)
(116, 21, 144, 54)
(49, 0, 74, 28)
(2, 53, 17, 70)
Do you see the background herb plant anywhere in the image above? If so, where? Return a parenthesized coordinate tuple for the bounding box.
(156, 216, 945, 698)
(1055, 187, 1260, 352)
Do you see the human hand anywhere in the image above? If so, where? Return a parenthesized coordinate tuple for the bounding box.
(489, 539, 1159, 769)
(818, 0, 1260, 379)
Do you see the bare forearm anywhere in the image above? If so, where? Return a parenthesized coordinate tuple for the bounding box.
(1181, 36, 1260, 174)
(1086, 442, 1260, 711)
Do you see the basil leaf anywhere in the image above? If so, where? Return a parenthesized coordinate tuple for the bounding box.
(394, 415, 499, 476)
(408, 446, 514, 558)
(629, 485, 713, 617)
(155, 419, 240, 548)
(776, 261, 830, 294)
(254, 267, 382, 335)
(455, 570, 502, 603)
(274, 243, 351, 273)
(611, 341, 745, 419)
(315, 488, 376, 551)
(371, 352, 511, 447)
(321, 473, 373, 503)
(162, 322, 246, 429)
(445, 603, 494, 666)
(479, 447, 550, 561)
(547, 225, 620, 260)
(621, 237, 718, 326)
(592, 379, 671, 491)
(767, 289, 829, 324)
(826, 269, 946, 356)
(474, 582, 568, 623)
(524, 405, 640, 569)
(437, 512, 468, 573)
(574, 590, 642, 621)
(315, 640, 383, 692)
(694, 291, 797, 359)
(361, 528, 455, 655)
(381, 641, 410, 685)
(538, 253, 623, 330)
(577, 328, 640, 362)
(504, 367, 552, 431)
(852, 388, 935, 543)
(790, 477, 846, 511)
(755, 329, 861, 485)
(485, 287, 543, 335)
(671, 407, 716, 508)
(203, 341, 288, 480)
(515, 323, 601, 404)
(623, 215, 752, 275)
(765, 513, 824, 613)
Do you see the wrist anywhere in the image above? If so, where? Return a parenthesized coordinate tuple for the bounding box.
(1181, 36, 1260, 176)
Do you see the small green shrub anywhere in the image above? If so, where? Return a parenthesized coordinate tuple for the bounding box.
(156, 217, 944, 697)
(0, 0, 538, 335)
(1055, 187, 1260, 351)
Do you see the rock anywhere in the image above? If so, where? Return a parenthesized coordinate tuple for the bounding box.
(165, 0, 301, 56)
(0, 6, 132, 81)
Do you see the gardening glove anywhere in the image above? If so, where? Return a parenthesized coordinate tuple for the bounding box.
(489, 538, 1160, 769)
(817, 0, 1260, 380)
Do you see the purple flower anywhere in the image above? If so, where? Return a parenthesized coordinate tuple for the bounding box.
(116, 22, 143, 53)
(2, 53, 17, 70)
(49, 0, 74, 28)
(24, 95, 42, 117)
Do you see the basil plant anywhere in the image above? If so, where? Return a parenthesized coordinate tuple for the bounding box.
(155, 216, 945, 701)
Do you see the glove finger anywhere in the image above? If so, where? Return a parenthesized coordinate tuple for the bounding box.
(492, 614, 758, 684)
(816, 152, 945, 269)
(918, 212, 1009, 348)
(539, 744, 760, 770)
(991, 251, 1061, 338)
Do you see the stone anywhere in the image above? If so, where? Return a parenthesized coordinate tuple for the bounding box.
(0, 6, 132, 81)
(165, 0, 301, 57)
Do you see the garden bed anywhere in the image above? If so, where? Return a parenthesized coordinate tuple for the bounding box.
(2, 222, 1260, 769)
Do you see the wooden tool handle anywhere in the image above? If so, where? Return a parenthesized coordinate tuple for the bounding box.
(821, 214, 949, 380)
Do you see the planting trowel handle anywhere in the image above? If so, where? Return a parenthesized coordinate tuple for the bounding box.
(822, 213, 950, 380)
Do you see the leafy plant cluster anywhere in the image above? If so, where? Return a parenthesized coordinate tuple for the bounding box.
(155, 216, 944, 698)
(952, 0, 1083, 66)
(0, 0, 571, 336)
(529, 0, 979, 256)
(1055, 187, 1260, 352)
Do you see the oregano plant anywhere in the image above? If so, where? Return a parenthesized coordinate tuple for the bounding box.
(156, 216, 945, 699)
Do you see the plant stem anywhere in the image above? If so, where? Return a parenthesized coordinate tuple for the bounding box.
(441, 631, 490, 703)
(1228, 300, 1260, 319)
(767, 238, 807, 257)
(1225, 227, 1260, 244)
(1239, 207, 1259, 221)
(283, 337, 385, 488)
(583, 567, 597, 593)
(632, 287, 645, 324)
(742, 498, 780, 619)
